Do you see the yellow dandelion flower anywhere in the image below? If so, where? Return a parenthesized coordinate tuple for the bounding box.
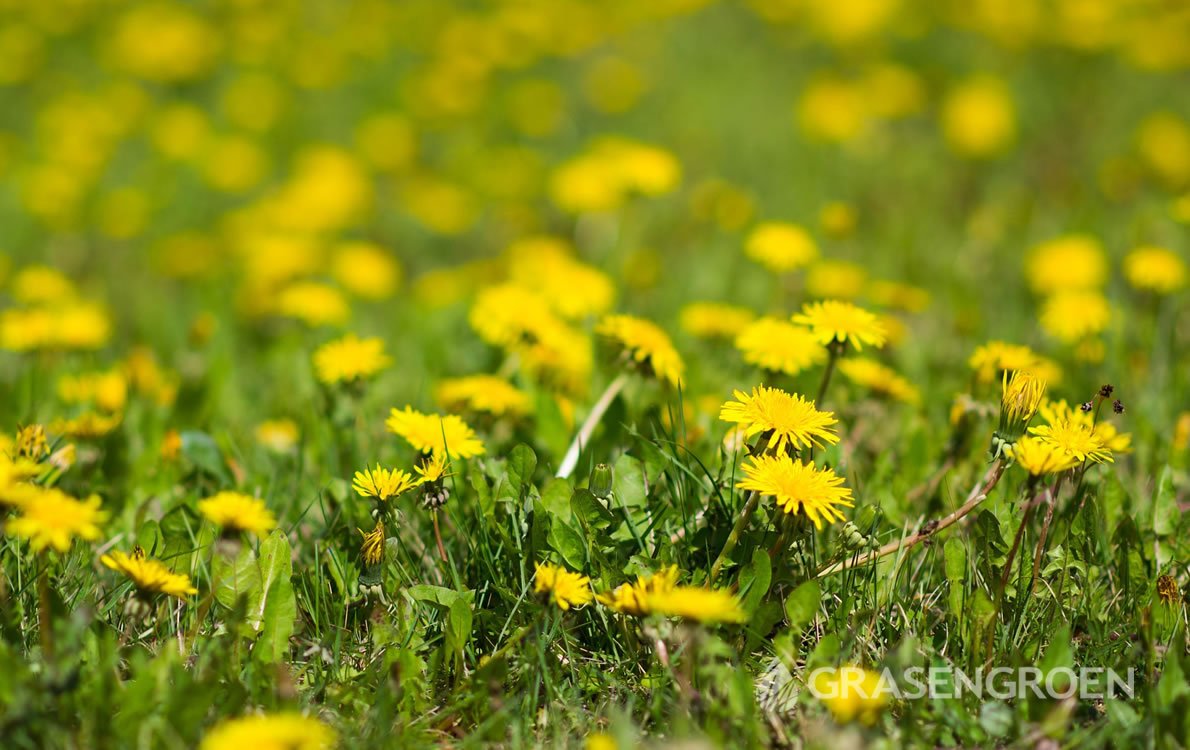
(805, 259, 868, 300)
(359, 520, 385, 567)
(7, 490, 106, 552)
(837, 358, 921, 404)
(414, 452, 451, 484)
(940, 76, 1016, 158)
(1001, 370, 1046, 427)
(596, 565, 680, 616)
(734, 318, 827, 376)
(1006, 436, 1078, 476)
(679, 302, 755, 340)
(792, 299, 886, 351)
(273, 281, 350, 327)
(719, 386, 839, 454)
(435, 375, 530, 417)
(534, 561, 593, 611)
(969, 340, 1061, 385)
(385, 407, 485, 459)
(312, 333, 390, 385)
(1026, 235, 1107, 295)
(57, 369, 128, 413)
(1123, 246, 1185, 294)
(1040, 290, 1111, 343)
(469, 283, 557, 349)
(595, 314, 684, 387)
(101, 549, 198, 599)
(1037, 400, 1131, 453)
(1029, 420, 1113, 464)
(199, 713, 336, 750)
(331, 241, 401, 300)
(11, 265, 77, 305)
(351, 465, 419, 501)
(645, 585, 747, 624)
(198, 492, 276, 536)
(505, 236, 616, 320)
(255, 419, 299, 453)
(736, 454, 853, 529)
(744, 222, 819, 273)
(809, 666, 891, 725)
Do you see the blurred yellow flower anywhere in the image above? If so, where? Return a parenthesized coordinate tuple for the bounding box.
(735, 318, 826, 376)
(797, 75, 867, 143)
(198, 492, 277, 537)
(1039, 290, 1110, 343)
(969, 340, 1061, 385)
(810, 666, 890, 725)
(7, 489, 106, 553)
(505, 236, 616, 320)
(331, 242, 402, 300)
(645, 585, 747, 624)
(1123, 246, 1185, 294)
(107, 2, 218, 82)
(355, 112, 417, 173)
(940, 76, 1016, 158)
(199, 713, 335, 750)
(255, 419, 299, 454)
(275, 282, 351, 328)
(313, 334, 389, 385)
(838, 357, 920, 404)
(57, 370, 128, 414)
(1026, 234, 1107, 294)
(805, 259, 868, 300)
(1136, 112, 1190, 189)
(435, 375, 530, 417)
(11, 265, 75, 304)
(596, 314, 684, 387)
(679, 302, 755, 339)
(597, 565, 680, 616)
(744, 222, 819, 273)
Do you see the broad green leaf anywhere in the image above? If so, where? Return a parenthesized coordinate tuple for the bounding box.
(540, 478, 573, 521)
(406, 585, 474, 611)
(213, 546, 260, 611)
(612, 454, 647, 508)
(784, 579, 820, 632)
(508, 444, 537, 497)
(180, 430, 230, 483)
(253, 531, 296, 663)
(738, 548, 771, 612)
(447, 597, 472, 654)
(548, 519, 586, 570)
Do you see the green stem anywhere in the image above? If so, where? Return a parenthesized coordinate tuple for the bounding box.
(710, 491, 760, 583)
(815, 340, 844, 407)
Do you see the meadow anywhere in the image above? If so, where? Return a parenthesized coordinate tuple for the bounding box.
(0, 0, 1188, 748)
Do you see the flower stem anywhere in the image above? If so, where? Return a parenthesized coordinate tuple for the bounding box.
(710, 491, 760, 583)
(817, 459, 1007, 577)
(815, 340, 844, 407)
(36, 556, 54, 661)
(556, 372, 629, 479)
(432, 510, 448, 563)
(1028, 473, 1065, 596)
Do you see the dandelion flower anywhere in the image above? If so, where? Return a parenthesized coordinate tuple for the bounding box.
(359, 520, 385, 567)
(435, 375, 530, 417)
(792, 300, 886, 351)
(273, 281, 350, 327)
(1039, 290, 1111, 343)
(810, 666, 891, 725)
(255, 419, 299, 453)
(805, 259, 867, 300)
(385, 407, 485, 459)
(645, 585, 747, 624)
(352, 465, 419, 501)
(101, 548, 198, 599)
(199, 713, 336, 750)
(1029, 420, 1113, 464)
(596, 314, 684, 387)
(198, 491, 276, 536)
(969, 341, 1061, 385)
(534, 561, 593, 611)
(734, 318, 826, 376)
(940, 76, 1016, 158)
(1000, 370, 1046, 427)
(744, 222, 819, 273)
(313, 333, 390, 385)
(1123, 246, 1185, 294)
(736, 454, 853, 529)
(1037, 399, 1131, 453)
(837, 358, 920, 404)
(1006, 436, 1078, 476)
(7, 490, 106, 552)
(1026, 235, 1107, 295)
(597, 565, 680, 616)
(680, 302, 755, 340)
(719, 387, 839, 454)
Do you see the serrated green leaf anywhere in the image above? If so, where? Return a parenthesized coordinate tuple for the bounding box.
(253, 530, 296, 663)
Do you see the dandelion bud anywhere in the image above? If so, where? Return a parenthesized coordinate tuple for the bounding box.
(997, 370, 1046, 444)
(590, 463, 614, 499)
(1113, 399, 1125, 414)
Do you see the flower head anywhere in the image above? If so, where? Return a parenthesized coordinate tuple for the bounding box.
(597, 565, 680, 616)
(680, 302, 755, 339)
(1040, 291, 1111, 343)
(1037, 399, 1131, 453)
(596, 314, 684, 387)
(969, 341, 1061, 385)
(385, 407, 485, 459)
(101, 548, 198, 599)
(1029, 420, 1113, 464)
(255, 419, 299, 453)
(744, 222, 819, 273)
(1026, 235, 1107, 295)
(792, 300, 886, 351)
(837, 358, 920, 404)
(734, 318, 826, 376)
(645, 585, 747, 624)
(1006, 436, 1078, 476)
(359, 520, 385, 567)
(199, 713, 336, 750)
(809, 666, 891, 725)
(719, 387, 839, 454)
(352, 465, 419, 501)
(1123, 245, 1185, 294)
(198, 491, 276, 536)
(736, 454, 853, 529)
(534, 561, 593, 611)
(435, 375, 530, 417)
(7, 489, 106, 552)
(313, 333, 390, 385)
(999, 370, 1046, 436)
